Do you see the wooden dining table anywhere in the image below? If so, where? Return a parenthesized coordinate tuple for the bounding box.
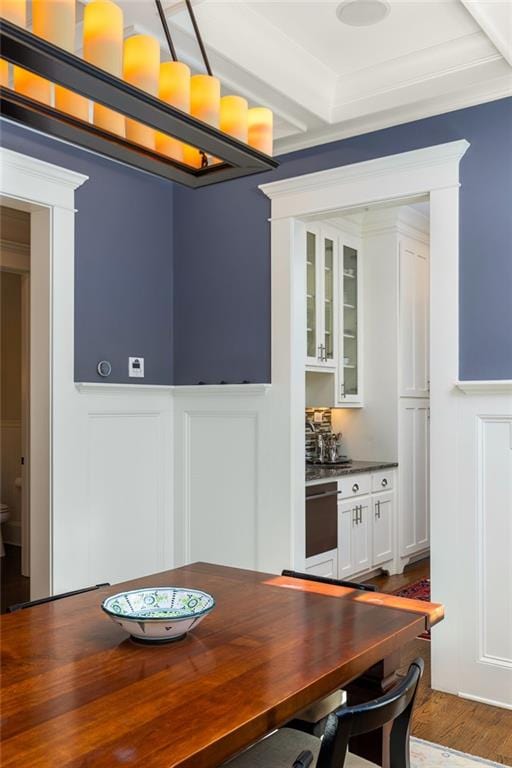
(0, 562, 443, 768)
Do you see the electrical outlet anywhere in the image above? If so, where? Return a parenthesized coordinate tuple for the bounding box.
(129, 357, 144, 378)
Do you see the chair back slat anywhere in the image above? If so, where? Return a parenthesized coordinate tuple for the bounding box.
(317, 659, 424, 768)
(9, 583, 110, 612)
(281, 570, 378, 593)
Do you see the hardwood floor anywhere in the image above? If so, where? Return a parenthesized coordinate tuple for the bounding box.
(0, 544, 30, 614)
(366, 559, 512, 765)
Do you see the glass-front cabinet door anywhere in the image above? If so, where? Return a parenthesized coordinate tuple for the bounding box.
(323, 236, 335, 364)
(305, 226, 337, 369)
(337, 237, 362, 404)
(306, 230, 317, 362)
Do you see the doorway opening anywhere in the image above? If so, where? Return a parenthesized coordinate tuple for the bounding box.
(0, 205, 31, 611)
(303, 196, 431, 588)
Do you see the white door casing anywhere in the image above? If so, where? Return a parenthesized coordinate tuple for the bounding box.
(259, 140, 510, 709)
(0, 147, 88, 598)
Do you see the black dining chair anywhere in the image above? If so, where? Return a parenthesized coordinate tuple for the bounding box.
(8, 583, 110, 612)
(281, 570, 378, 593)
(222, 658, 424, 768)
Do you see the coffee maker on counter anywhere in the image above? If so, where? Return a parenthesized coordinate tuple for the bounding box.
(306, 420, 351, 466)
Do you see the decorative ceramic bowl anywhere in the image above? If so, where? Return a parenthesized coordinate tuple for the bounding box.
(102, 587, 215, 644)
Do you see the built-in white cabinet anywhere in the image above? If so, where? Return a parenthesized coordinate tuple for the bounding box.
(336, 473, 396, 579)
(399, 399, 430, 557)
(399, 237, 429, 398)
(307, 470, 396, 581)
(372, 491, 394, 566)
(337, 239, 363, 405)
(305, 224, 363, 406)
(306, 225, 338, 370)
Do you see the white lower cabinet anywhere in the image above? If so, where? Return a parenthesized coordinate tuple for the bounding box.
(338, 497, 371, 577)
(372, 492, 394, 566)
(335, 472, 396, 580)
(306, 470, 397, 581)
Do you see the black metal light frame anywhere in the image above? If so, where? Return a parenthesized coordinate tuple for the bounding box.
(0, 17, 278, 187)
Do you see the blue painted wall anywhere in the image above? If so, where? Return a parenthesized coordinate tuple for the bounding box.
(173, 97, 512, 383)
(0, 119, 174, 385)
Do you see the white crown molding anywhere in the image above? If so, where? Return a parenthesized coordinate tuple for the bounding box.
(361, 205, 429, 241)
(455, 380, 512, 395)
(275, 77, 512, 156)
(331, 32, 501, 116)
(460, 0, 512, 67)
(261, 140, 470, 200)
(0, 147, 88, 210)
(0, 147, 87, 190)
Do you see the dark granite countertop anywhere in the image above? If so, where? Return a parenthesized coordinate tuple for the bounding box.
(306, 460, 398, 484)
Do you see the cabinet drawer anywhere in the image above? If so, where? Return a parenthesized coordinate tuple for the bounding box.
(339, 473, 370, 498)
(305, 549, 338, 579)
(371, 470, 394, 493)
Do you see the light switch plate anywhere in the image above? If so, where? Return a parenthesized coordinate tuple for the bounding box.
(129, 357, 144, 378)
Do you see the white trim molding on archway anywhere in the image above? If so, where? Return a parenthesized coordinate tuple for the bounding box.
(1, 146, 88, 599)
(260, 140, 512, 709)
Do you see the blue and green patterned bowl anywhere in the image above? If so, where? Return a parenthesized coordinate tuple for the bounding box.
(102, 587, 215, 644)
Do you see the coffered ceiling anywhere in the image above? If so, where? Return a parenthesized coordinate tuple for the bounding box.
(82, 0, 512, 155)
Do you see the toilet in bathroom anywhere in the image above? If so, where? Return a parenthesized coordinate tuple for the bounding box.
(0, 504, 10, 557)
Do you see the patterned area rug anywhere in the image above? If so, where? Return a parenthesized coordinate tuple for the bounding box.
(393, 578, 431, 639)
(411, 738, 511, 767)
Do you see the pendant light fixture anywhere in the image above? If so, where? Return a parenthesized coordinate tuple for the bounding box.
(0, 0, 277, 187)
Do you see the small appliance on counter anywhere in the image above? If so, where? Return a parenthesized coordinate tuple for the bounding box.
(306, 419, 351, 466)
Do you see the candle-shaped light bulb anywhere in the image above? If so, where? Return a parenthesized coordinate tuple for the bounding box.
(0, 0, 25, 24)
(184, 74, 220, 168)
(220, 95, 248, 143)
(156, 61, 190, 163)
(83, 0, 124, 136)
(248, 107, 273, 156)
(32, 0, 89, 121)
(0, 0, 48, 104)
(0, 0, 26, 82)
(123, 34, 160, 150)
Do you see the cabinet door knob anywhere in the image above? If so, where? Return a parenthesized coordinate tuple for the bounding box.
(381, 478, 388, 487)
(352, 483, 359, 493)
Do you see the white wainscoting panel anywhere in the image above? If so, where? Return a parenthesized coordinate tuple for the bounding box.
(52, 386, 173, 593)
(453, 390, 512, 709)
(185, 412, 258, 569)
(173, 385, 284, 572)
(87, 412, 164, 585)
